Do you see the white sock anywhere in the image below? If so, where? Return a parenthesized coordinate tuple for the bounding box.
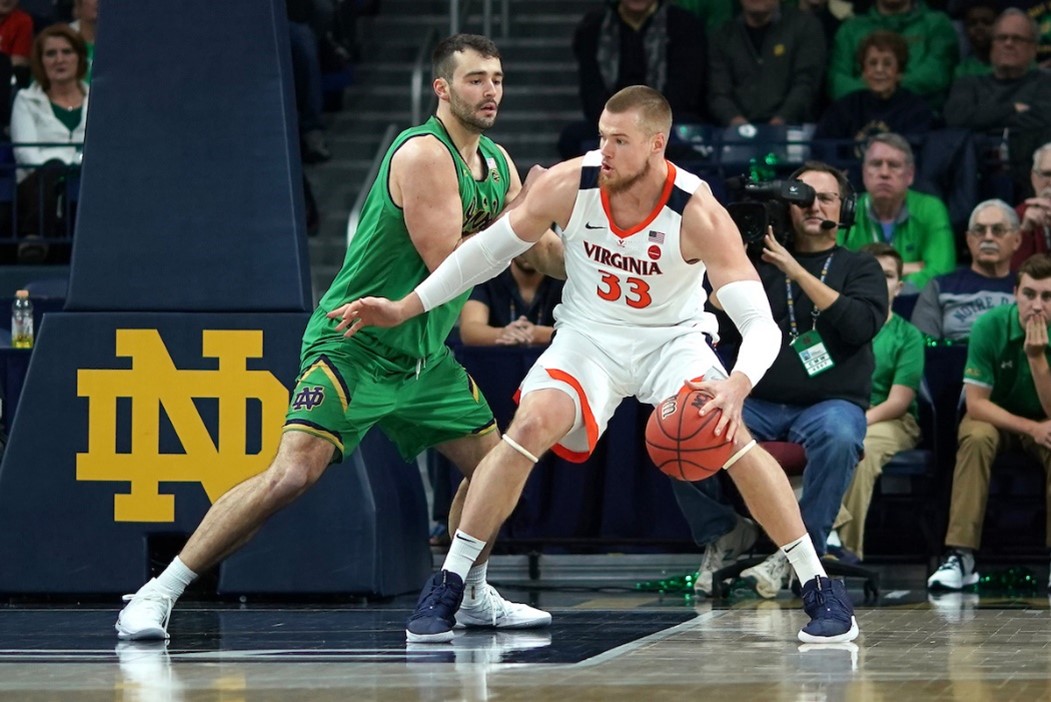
(442, 529, 486, 581)
(826, 529, 842, 548)
(464, 562, 488, 602)
(781, 535, 826, 584)
(154, 556, 197, 599)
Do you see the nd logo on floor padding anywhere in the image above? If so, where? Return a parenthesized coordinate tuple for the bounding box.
(76, 329, 289, 523)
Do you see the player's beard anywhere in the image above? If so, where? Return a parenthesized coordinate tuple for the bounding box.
(449, 87, 497, 133)
(599, 159, 651, 194)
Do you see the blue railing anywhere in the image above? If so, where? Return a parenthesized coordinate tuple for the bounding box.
(0, 141, 83, 264)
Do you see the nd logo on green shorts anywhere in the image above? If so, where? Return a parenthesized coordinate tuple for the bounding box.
(292, 385, 325, 411)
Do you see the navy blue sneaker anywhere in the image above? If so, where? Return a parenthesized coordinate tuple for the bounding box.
(798, 576, 860, 643)
(406, 570, 464, 643)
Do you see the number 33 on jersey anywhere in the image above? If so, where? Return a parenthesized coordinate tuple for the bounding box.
(556, 151, 714, 329)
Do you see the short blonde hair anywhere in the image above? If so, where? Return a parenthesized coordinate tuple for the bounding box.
(605, 85, 672, 138)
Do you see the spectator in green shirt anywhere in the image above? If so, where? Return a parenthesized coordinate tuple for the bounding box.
(928, 253, 1051, 592)
(832, 242, 924, 561)
(828, 0, 958, 108)
(839, 133, 957, 291)
(953, 0, 995, 80)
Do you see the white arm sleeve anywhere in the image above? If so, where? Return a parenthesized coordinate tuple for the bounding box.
(717, 280, 782, 390)
(415, 215, 534, 312)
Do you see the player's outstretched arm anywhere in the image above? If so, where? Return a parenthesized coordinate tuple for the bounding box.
(330, 162, 578, 337)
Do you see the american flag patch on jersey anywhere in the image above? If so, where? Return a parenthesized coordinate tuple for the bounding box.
(648, 230, 666, 244)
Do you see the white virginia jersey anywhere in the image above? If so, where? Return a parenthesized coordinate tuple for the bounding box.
(554, 150, 717, 334)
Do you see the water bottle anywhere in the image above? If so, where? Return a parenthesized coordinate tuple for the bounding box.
(11, 289, 33, 349)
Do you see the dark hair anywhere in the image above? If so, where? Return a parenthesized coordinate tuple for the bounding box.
(31, 24, 88, 91)
(432, 34, 501, 81)
(856, 31, 909, 74)
(788, 161, 852, 199)
(605, 85, 673, 136)
(860, 242, 904, 277)
(1017, 253, 1051, 284)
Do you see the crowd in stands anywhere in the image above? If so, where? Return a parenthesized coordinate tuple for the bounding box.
(541, 0, 1051, 594)
(0, 0, 93, 263)
(0, 0, 361, 259)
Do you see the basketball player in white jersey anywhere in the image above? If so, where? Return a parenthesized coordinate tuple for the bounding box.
(333, 86, 860, 645)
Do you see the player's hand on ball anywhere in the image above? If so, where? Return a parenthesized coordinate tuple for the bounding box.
(685, 373, 752, 444)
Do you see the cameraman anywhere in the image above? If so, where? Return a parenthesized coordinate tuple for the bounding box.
(677, 162, 888, 598)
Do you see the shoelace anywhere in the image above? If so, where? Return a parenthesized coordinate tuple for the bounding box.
(416, 574, 461, 617)
(121, 590, 174, 628)
(466, 585, 509, 627)
(803, 577, 850, 622)
(937, 555, 962, 572)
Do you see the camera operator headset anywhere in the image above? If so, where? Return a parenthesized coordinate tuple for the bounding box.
(811, 168, 856, 234)
(723, 162, 881, 381)
(726, 166, 857, 252)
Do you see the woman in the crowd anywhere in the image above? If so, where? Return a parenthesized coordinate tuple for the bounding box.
(10, 24, 89, 262)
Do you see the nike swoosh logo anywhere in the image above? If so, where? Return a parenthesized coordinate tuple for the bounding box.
(585, 222, 604, 230)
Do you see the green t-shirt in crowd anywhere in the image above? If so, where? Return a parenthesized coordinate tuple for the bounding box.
(964, 303, 1051, 420)
(871, 312, 925, 418)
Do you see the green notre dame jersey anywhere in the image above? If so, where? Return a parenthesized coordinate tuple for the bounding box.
(301, 116, 512, 367)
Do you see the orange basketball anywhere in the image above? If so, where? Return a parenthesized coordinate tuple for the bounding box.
(645, 390, 734, 481)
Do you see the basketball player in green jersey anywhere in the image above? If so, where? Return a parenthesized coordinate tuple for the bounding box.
(116, 34, 558, 641)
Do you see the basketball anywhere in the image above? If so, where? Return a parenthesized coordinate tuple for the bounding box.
(645, 390, 734, 481)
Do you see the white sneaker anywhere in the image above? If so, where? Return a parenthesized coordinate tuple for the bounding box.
(927, 550, 978, 591)
(455, 583, 552, 629)
(696, 517, 759, 597)
(740, 551, 790, 599)
(115, 578, 175, 640)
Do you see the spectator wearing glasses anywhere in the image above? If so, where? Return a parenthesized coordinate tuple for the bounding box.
(928, 253, 1051, 593)
(911, 199, 1020, 342)
(944, 9, 1051, 198)
(814, 31, 935, 145)
(1011, 143, 1051, 270)
(828, 0, 958, 109)
(839, 133, 956, 291)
